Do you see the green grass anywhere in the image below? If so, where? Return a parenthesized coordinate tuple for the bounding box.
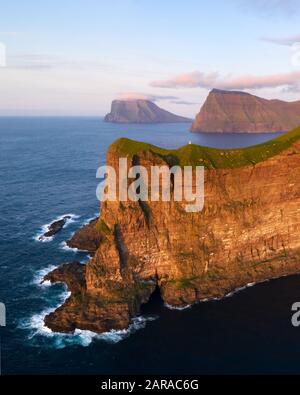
(96, 219, 112, 235)
(109, 126, 300, 169)
(169, 277, 200, 290)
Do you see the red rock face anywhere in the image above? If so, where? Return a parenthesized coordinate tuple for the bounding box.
(44, 138, 300, 334)
(191, 89, 300, 133)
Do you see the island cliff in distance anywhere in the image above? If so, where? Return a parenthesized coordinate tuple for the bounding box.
(104, 99, 192, 124)
(191, 89, 300, 133)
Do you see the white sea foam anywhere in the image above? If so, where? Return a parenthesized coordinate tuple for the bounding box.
(19, 298, 157, 349)
(82, 213, 99, 225)
(34, 214, 80, 242)
(80, 255, 91, 264)
(165, 303, 192, 311)
(198, 282, 259, 304)
(59, 212, 99, 252)
(59, 240, 91, 256)
(59, 240, 78, 253)
(32, 265, 59, 287)
(159, 281, 260, 311)
(25, 264, 157, 348)
(165, 282, 259, 311)
(224, 282, 256, 298)
(19, 288, 71, 341)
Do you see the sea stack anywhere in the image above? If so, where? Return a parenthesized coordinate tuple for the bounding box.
(104, 99, 191, 124)
(191, 89, 300, 133)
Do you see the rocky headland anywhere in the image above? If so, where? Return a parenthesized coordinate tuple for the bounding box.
(191, 89, 300, 133)
(104, 99, 192, 124)
(45, 127, 300, 333)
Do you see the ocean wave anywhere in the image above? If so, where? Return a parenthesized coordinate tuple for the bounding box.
(24, 270, 158, 348)
(19, 299, 157, 349)
(165, 282, 258, 311)
(59, 240, 78, 253)
(165, 303, 192, 311)
(32, 265, 59, 287)
(34, 214, 80, 242)
(224, 282, 256, 298)
(59, 241, 92, 263)
(198, 282, 258, 304)
(18, 288, 71, 342)
(80, 255, 91, 264)
(82, 213, 99, 225)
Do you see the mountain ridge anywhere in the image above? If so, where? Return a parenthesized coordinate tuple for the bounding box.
(191, 89, 300, 133)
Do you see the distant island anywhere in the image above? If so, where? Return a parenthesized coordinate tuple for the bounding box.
(104, 99, 192, 124)
(191, 89, 300, 133)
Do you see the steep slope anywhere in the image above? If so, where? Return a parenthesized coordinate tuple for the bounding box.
(45, 127, 300, 333)
(191, 89, 300, 133)
(104, 99, 191, 124)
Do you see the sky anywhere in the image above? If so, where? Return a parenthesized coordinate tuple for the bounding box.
(1, 0, 300, 116)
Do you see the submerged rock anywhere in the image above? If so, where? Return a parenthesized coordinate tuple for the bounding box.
(39, 216, 71, 240)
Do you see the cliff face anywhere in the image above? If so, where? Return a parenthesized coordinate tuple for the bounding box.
(104, 99, 191, 124)
(191, 89, 300, 133)
(45, 128, 300, 333)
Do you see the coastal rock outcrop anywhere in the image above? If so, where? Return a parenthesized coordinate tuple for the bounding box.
(104, 99, 191, 124)
(39, 215, 71, 240)
(191, 89, 300, 133)
(45, 127, 300, 333)
(66, 218, 101, 254)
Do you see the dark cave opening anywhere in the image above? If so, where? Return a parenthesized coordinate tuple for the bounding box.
(140, 285, 164, 315)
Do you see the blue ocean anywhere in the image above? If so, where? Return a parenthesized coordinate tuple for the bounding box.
(1, 117, 300, 374)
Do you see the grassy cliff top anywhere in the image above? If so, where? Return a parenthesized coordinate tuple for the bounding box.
(110, 126, 300, 169)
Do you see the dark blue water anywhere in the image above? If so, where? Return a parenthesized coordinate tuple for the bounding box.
(1, 117, 300, 374)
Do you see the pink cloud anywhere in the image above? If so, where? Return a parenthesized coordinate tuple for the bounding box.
(150, 70, 300, 91)
(117, 92, 179, 102)
(150, 72, 219, 89)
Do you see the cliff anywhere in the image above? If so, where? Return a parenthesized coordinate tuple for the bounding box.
(104, 99, 191, 124)
(45, 127, 300, 333)
(191, 89, 300, 133)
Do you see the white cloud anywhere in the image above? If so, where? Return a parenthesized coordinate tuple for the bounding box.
(262, 34, 300, 46)
(150, 70, 300, 91)
(6, 52, 111, 71)
(116, 92, 179, 102)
